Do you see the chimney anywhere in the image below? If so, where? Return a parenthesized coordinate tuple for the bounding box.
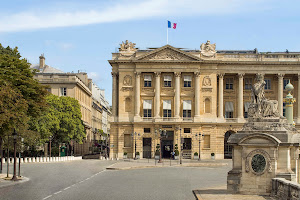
(39, 54, 45, 69)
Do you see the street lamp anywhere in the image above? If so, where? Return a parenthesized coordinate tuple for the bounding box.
(18, 138, 24, 177)
(195, 133, 204, 161)
(131, 132, 140, 160)
(49, 136, 52, 159)
(12, 129, 18, 181)
(155, 129, 167, 163)
(179, 128, 182, 165)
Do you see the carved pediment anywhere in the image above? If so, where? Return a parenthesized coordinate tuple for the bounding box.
(136, 45, 201, 61)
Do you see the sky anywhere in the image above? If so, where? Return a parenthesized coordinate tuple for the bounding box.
(1, 0, 300, 104)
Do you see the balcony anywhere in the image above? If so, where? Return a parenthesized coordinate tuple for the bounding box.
(183, 117, 193, 122)
(162, 117, 177, 121)
(225, 118, 238, 123)
(142, 117, 154, 122)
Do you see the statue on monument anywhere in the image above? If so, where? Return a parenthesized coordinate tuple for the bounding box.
(200, 40, 216, 57)
(120, 40, 136, 52)
(248, 74, 280, 118)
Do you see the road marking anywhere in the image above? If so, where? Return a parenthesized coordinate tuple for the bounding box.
(43, 195, 52, 200)
(79, 180, 84, 183)
(64, 187, 71, 190)
(54, 191, 62, 195)
(85, 177, 90, 180)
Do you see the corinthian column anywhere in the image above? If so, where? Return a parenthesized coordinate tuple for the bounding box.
(194, 72, 201, 117)
(278, 73, 284, 116)
(297, 74, 300, 123)
(218, 73, 224, 119)
(135, 72, 141, 117)
(111, 72, 118, 120)
(175, 72, 181, 118)
(238, 73, 245, 120)
(154, 72, 161, 118)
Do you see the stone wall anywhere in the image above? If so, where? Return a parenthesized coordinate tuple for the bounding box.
(272, 178, 300, 200)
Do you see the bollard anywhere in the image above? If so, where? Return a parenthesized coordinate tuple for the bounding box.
(21, 158, 24, 163)
(32, 157, 35, 162)
(3, 158, 5, 164)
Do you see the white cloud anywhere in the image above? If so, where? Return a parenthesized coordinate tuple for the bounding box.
(0, 0, 268, 32)
(88, 72, 102, 83)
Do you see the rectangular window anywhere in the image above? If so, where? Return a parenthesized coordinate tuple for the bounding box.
(203, 135, 210, 148)
(143, 100, 152, 117)
(183, 100, 192, 118)
(283, 79, 289, 90)
(264, 79, 271, 90)
(163, 100, 172, 118)
(164, 75, 172, 87)
(244, 102, 250, 118)
(60, 87, 67, 96)
(184, 128, 190, 133)
(244, 78, 252, 90)
(124, 134, 131, 147)
(225, 102, 234, 118)
(225, 78, 233, 90)
(283, 103, 286, 117)
(144, 75, 152, 87)
(183, 75, 192, 87)
(144, 128, 151, 133)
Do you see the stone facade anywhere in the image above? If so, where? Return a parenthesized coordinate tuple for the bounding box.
(109, 40, 300, 160)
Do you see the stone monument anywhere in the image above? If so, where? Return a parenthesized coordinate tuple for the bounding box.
(227, 74, 300, 195)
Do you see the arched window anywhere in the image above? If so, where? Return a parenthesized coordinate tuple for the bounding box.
(224, 131, 234, 159)
(125, 97, 131, 112)
(205, 98, 211, 113)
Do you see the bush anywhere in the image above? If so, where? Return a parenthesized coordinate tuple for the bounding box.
(194, 152, 198, 156)
(124, 152, 127, 155)
(211, 153, 215, 156)
(174, 150, 179, 156)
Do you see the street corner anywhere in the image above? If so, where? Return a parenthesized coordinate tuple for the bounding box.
(0, 173, 30, 189)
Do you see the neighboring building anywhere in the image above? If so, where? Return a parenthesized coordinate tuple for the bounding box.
(108, 40, 300, 160)
(32, 54, 110, 156)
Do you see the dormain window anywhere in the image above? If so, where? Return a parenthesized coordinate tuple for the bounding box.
(225, 102, 234, 118)
(163, 100, 172, 118)
(144, 75, 152, 87)
(183, 100, 192, 118)
(60, 87, 67, 96)
(225, 78, 233, 90)
(183, 76, 192, 87)
(143, 100, 152, 117)
(264, 79, 271, 90)
(164, 75, 172, 87)
(244, 78, 252, 90)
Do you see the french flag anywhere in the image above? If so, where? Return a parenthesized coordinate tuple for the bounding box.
(168, 21, 177, 29)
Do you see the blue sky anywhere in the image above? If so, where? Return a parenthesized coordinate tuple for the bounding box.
(1, 0, 300, 104)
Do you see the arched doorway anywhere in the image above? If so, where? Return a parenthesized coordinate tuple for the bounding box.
(224, 131, 235, 159)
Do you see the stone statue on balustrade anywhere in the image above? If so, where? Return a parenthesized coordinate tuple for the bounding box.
(248, 74, 280, 118)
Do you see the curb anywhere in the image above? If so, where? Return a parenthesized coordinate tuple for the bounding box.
(106, 165, 163, 170)
(0, 176, 30, 189)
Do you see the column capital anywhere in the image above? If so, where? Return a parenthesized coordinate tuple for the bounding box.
(194, 71, 201, 77)
(154, 72, 161, 77)
(217, 73, 224, 78)
(111, 72, 118, 77)
(277, 73, 285, 79)
(238, 73, 245, 78)
(174, 72, 181, 77)
(134, 71, 141, 77)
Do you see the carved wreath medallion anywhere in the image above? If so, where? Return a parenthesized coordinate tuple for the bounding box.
(245, 149, 272, 175)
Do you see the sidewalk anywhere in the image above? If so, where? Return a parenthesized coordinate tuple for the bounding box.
(193, 185, 276, 200)
(106, 158, 230, 170)
(0, 173, 29, 189)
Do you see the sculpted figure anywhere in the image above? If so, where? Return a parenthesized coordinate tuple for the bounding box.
(120, 40, 136, 52)
(200, 40, 216, 57)
(251, 74, 265, 104)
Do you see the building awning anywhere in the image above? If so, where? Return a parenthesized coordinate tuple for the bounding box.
(163, 100, 171, 109)
(183, 75, 192, 81)
(244, 102, 251, 112)
(164, 75, 172, 81)
(183, 100, 192, 110)
(144, 75, 152, 81)
(225, 102, 234, 112)
(143, 100, 152, 109)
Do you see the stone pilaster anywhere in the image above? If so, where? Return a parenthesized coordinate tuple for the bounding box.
(111, 72, 118, 121)
(238, 73, 245, 122)
(278, 73, 284, 116)
(154, 72, 161, 118)
(175, 72, 181, 118)
(218, 73, 224, 120)
(194, 72, 201, 119)
(297, 74, 300, 124)
(134, 72, 141, 119)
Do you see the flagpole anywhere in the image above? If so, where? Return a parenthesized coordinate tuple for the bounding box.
(167, 27, 168, 45)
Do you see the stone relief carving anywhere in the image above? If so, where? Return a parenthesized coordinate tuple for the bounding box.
(120, 40, 137, 52)
(248, 73, 280, 118)
(123, 75, 132, 86)
(145, 49, 186, 60)
(202, 76, 211, 87)
(245, 149, 271, 175)
(200, 40, 216, 57)
(121, 87, 133, 92)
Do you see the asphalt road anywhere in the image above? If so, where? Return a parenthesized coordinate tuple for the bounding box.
(0, 160, 231, 200)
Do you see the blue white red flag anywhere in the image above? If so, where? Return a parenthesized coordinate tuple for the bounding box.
(168, 21, 177, 29)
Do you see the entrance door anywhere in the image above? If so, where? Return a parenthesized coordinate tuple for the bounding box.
(224, 131, 233, 159)
(161, 131, 174, 158)
(143, 138, 152, 158)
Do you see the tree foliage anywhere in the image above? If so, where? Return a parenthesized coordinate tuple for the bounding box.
(29, 94, 86, 145)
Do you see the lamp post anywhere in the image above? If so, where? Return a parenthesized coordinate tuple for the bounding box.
(179, 128, 182, 165)
(12, 129, 18, 181)
(49, 136, 52, 159)
(195, 133, 204, 161)
(131, 132, 140, 160)
(155, 129, 167, 163)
